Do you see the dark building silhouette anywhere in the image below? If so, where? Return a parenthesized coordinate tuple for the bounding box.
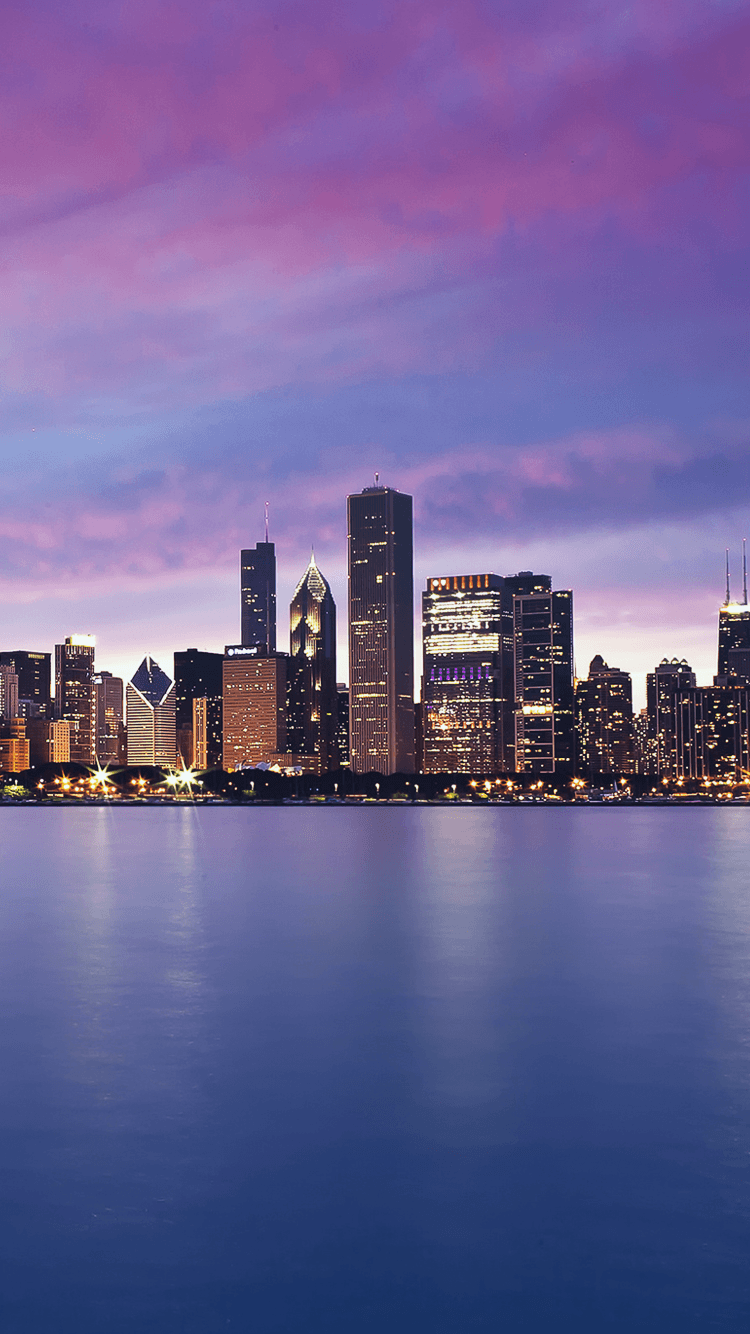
(287, 554, 337, 773)
(93, 671, 124, 764)
(336, 684, 350, 769)
(174, 649, 223, 766)
(575, 655, 634, 775)
(347, 484, 414, 774)
(421, 573, 509, 774)
(508, 574, 574, 774)
(55, 636, 96, 764)
(0, 650, 51, 717)
(241, 540, 276, 653)
(675, 685, 750, 781)
(646, 658, 696, 776)
(717, 547, 750, 682)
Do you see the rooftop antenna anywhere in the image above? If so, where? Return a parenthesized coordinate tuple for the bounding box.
(725, 548, 731, 604)
(744, 538, 748, 605)
(264, 501, 269, 543)
(375, 471, 379, 486)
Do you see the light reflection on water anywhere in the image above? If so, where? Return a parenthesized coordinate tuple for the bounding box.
(0, 806, 748, 1332)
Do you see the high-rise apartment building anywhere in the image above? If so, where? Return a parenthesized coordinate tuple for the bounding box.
(575, 655, 634, 775)
(347, 484, 414, 774)
(421, 574, 510, 774)
(93, 671, 124, 764)
(126, 657, 177, 766)
(0, 664, 19, 722)
(174, 649, 223, 766)
(288, 554, 337, 773)
(192, 696, 223, 769)
(0, 718, 29, 773)
(336, 684, 350, 769)
(675, 685, 750, 781)
(55, 636, 96, 764)
(646, 658, 696, 776)
(0, 651, 51, 716)
(241, 541, 276, 653)
(509, 574, 574, 774)
(222, 647, 287, 769)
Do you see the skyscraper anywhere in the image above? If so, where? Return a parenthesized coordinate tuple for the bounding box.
(0, 651, 51, 716)
(675, 685, 750, 781)
(347, 483, 414, 775)
(575, 655, 634, 775)
(288, 554, 337, 772)
(241, 533, 276, 653)
(646, 658, 696, 776)
(717, 545, 750, 681)
(222, 647, 287, 769)
(93, 671, 124, 764)
(421, 573, 509, 774)
(55, 636, 96, 764)
(508, 574, 574, 774)
(174, 649, 223, 766)
(126, 657, 177, 766)
(0, 664, 19, 722)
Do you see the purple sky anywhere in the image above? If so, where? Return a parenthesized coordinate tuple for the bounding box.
(1, 0, 749, 706)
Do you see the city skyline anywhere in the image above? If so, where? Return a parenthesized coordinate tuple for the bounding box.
(1, 496, 748, 713)
(0, 3, 748, 714)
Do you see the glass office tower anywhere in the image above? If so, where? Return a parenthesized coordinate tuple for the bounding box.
(421, 573, 508, 774)
(288, 554, 337, 773)
(347, 485, 414, 774)
(55, 636, 96, 764)
(240, 541, 276, 653)
(509, 575, 574, 774)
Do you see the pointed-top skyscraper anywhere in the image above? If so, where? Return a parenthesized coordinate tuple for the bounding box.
(718, 542, 750, 683)
(241, 507, 276, 653)
(288, 551, 338, 771)
(126, 655, 177, 766)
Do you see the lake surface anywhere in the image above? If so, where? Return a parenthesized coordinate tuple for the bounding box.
(0, 808, 749, 1331)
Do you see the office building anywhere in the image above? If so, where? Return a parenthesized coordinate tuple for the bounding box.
(336, 684, 350, 769)
(28, 719, 71, 766)
(192, 696, 223, 769)
(575, 655, 634, 775)
(222, 647, 287, 769)
(93, 671, 124, 764)
(646, 658, 696, 777)
(241, 539, 276, 653)
(717, 549, 750, 682)
(347, 483, 414, 774)
(288, 554, 338, 773)
(509, 574, 574, 774)
(675, 685, 750, 781)
(0, 664, 19, 721)
(55, 636, 96, 764)
(126, 657, 177, 766)
(174, 649, 223, 766)
(421, 573, 509, 774)
(0, 651, 51, 716)
(0, 718, 29, 773)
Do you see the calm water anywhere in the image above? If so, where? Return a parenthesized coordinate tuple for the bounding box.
(0, 808, 749, 1331)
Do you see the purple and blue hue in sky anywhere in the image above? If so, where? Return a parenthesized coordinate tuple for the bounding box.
(1, 0, 749, 699)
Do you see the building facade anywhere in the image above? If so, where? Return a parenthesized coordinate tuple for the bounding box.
(126, 657, 177, 766)
(510, 575, 574, 774)
(94, 671, 124, 764)
(0, 718, 29, 773)
(421, 573, 508, 774)
(575, 655, 634, 775)
(222, 647, 287, 770)
(0, 651, 51, 716)
(646, 658, 696, 777)
(0, 664, 19, 722)
(288, 554, 338, 773)
(347, 485, 414, 774)
(174, 649, 223, 767)
(192, 696, 223, 769)
(675, 685, 750, 781)
(241, 541, 276, 653)
(28, 718, 71, 766)
(55, 636, 96, 764)
(336, 684, 350, 769)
